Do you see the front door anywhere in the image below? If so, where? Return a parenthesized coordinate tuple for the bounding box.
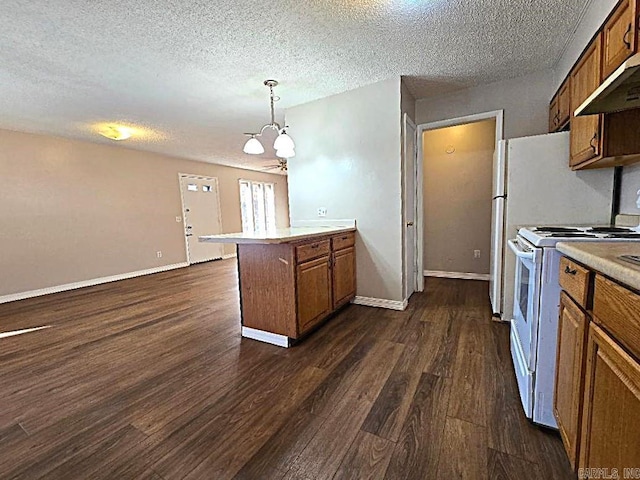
(179, 175, 224, 264)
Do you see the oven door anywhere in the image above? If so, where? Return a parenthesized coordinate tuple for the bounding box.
(507, 237, 543, 370)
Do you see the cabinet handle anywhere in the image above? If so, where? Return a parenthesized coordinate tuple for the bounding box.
(589, 132, 598, 153)
(624, 23, 632, 49)
(311, 244, 319, 249)
(341, 236, 348, 240)
(564, 265, 578, 276)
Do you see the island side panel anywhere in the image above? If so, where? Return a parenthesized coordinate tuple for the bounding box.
(237, 243, 297, 338)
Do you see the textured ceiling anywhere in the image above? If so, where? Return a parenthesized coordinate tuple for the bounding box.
(1, 0, 589, 172)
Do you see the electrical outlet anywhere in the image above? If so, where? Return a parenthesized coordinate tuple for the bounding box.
(176, 216, 182, 223)
(474, 250, 481, 259)
(317, 207, 327, 217)
(156, 251, 163, 258)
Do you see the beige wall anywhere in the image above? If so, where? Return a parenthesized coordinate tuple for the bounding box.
(286, 78, 404, 302)
(423, 119, 496, 275)
(416, 69, 554, 139)
(0, 129, 289, 298)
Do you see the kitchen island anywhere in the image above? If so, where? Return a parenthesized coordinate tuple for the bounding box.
(200, 225, 356, 347)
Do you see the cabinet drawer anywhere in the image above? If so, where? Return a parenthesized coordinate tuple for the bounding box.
(593, 275, 640, 360)
(296, 239, 330, 264)
(331, 232, 355, 251)
(559, 257, 591, 307)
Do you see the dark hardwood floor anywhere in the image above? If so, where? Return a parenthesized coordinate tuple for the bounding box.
(0, 260, 573, 479)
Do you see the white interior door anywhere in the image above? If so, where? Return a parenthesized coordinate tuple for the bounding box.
(403, 114, 419, 300)
(179, 175, 224, 264)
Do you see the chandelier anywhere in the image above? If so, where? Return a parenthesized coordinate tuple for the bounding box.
(243, 80, 295, 158)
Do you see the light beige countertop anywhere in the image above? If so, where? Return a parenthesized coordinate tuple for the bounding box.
(199, 226, 356, 245)
(556, 242, 640, 290)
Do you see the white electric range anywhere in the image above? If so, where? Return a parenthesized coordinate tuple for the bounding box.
(508, 225, 640, 428)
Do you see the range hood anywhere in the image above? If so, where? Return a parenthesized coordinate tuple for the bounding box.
(575, 53, 640, 116)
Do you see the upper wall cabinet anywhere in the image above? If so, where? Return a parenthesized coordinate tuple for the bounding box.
(570, 34, 603, 168)
(553, 0, 640, 170)
(549, 78, 571, 133)
(602, 0, 639, 80)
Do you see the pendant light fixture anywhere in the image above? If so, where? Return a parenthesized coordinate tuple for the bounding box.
(243, 80, 296, 158)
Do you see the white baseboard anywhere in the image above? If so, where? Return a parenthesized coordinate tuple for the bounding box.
(424, 270, 491, 281)
(241, 326, 290, 348)
(352, 296, 408, 311)
(0, 262, 189, 305)
(221, 253, 237, 260)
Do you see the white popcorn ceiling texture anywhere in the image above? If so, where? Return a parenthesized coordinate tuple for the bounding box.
(1, 0, 588, 171)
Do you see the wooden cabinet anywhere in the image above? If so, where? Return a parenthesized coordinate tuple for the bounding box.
(332, 246, 356, 309)
(555, 257, 640, 473)
(554, 292, 589, 470)
(549, 96, 559, 133)
(550, 0, 640, 169)
(549, 78, 571, 133)
(602, 0, 639, 80)
(297, 256, 332, 334)
(579, 322, 640, 471)
(570, 34, 603, 168)
(238, 231, 357, 342)
(558, 79, 572, 129)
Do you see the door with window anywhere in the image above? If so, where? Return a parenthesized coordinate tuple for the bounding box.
(239, 180, 276, 232)
(179, 175, 224, 264)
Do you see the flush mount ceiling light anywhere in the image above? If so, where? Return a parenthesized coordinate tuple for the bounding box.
(243, 80, 296, 158)
(97, 124, 134, 141)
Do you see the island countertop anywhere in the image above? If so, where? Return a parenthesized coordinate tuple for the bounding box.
(199, 225, 356, 245)
(556, 241, 640, 291)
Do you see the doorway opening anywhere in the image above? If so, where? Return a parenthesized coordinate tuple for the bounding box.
(417, 111, 504, 283)
(178, 174, 224, 265)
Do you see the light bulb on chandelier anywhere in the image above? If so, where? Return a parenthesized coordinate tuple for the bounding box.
(242, 80, 295, 158)
(243, 135, 265, 155)
(276, 148, 295, 159)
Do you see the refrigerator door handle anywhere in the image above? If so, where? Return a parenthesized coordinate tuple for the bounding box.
(508, 239, 535, 260)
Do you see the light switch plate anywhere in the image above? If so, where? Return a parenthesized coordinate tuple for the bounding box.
(317, 207, 327, 217)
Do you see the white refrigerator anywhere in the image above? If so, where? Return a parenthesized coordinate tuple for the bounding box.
(489, 132, 614, 320)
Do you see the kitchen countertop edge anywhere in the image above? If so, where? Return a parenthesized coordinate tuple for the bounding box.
(556, 241, 640, 291)
(199, 226, 356, 245)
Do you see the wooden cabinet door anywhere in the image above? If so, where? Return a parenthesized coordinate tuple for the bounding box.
(557, 78, 571, 128)
(296, 256, 332, 335)
(554, 292, 588, 470)
(570, 34, 603, 168)
(579, 323, 640, 471)
(332, 247, 356, 309)
(602, 0, 638, 80)
(549, 96, 559, 132)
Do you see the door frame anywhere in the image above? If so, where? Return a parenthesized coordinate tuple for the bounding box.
(416, 110, 504, 282)
(178, 173, 224, 265)
(402, 114, 419, 302)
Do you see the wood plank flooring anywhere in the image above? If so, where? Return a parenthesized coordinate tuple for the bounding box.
(0, 259, 573, 479)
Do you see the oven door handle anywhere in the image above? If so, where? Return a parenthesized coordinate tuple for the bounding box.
(508, 239, 535, 260)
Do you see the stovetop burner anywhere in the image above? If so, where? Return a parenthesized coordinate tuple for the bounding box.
(606, 233, 640, 239)
(548, 233, 599, 238)
(587, 227, 634, 233)
(535, 227, 581, 233)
